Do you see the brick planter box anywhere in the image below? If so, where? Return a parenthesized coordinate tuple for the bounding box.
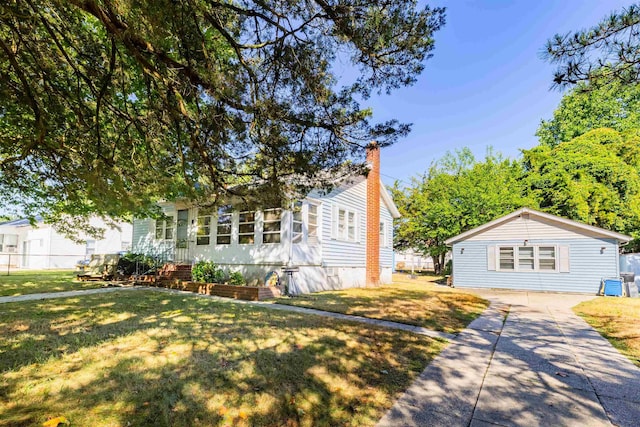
(210, 283, 281, 301)
(177, 282, 282, 301)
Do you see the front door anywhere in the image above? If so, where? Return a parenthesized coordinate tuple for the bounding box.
(175, 209, 190, 262)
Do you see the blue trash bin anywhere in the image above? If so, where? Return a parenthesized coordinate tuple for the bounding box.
(602, 278, 623, 296)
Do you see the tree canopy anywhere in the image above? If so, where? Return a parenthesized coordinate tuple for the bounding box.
(392, 148, 530, 273)
(523, 128, 640, 240)
(536, 81, 640, 147)
(0, 0, 445, 226)
(544, 3, 640, 88)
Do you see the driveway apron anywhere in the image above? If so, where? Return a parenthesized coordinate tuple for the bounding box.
(378, 291, 640, 427)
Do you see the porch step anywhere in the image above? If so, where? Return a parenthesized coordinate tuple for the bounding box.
(157, 263, 192, 283)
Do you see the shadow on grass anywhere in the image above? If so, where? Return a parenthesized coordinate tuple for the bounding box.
(275, 286, 489, 333)
(0, 291, 441, 426)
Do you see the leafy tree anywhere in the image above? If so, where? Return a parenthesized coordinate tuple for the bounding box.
(393, 148, 529, 274)
(544, 3, 640, 87)
(537, 81, 640, 147)
(523, 128, 640, 243)
(0, 0, 446, 228)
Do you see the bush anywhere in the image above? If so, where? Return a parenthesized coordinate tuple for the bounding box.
(192, 261, 225, 283)
(117, 252, 156, 276)
(228, 271, 246, 286)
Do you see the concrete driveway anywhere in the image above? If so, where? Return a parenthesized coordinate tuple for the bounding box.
(378, 290, 640, 427)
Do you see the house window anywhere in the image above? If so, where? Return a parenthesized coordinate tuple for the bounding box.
(86, 240, 96, 256)
(155, 216, 174, 240)
(498, 245, 558, 272)
(0, 234, 18, 253)
(518, 246, 534, 271)
(238, 211, 255, 244)
(499, 247, 515, 270)
(197, 208, 213, 246)
(335, 207, 357, 242)
(292, 202, 303, 244)
(308, 203, 319, 245)
(538, 246, 556, 270)
(379, 221, 388, 247)
(216, 207, 232, 245)
(263, 209, 282, 244)
(292, 202, 320, 245)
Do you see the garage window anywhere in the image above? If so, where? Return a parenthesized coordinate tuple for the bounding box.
(495, 245, 560, 272)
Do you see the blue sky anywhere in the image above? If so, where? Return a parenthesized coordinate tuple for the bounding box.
(366, 0, 636, 187)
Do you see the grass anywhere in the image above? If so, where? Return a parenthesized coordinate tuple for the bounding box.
(0, 270, 105, 297)
(0, 290, 445, 427)
(275, 273, 489, 334)
(574, 297, 640, 367)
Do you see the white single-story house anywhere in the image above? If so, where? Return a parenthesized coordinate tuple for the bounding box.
(445, 207, 632, 294)
(132, 145, 401, 293)
(0, 217, 133, 270)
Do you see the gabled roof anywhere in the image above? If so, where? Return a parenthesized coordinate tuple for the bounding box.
(380, 178, 401, 219)
(0, 216, 43, 227)
(444, 207, 632, 245)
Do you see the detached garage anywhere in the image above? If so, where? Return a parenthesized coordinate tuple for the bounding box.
(445, 208, 631, 294)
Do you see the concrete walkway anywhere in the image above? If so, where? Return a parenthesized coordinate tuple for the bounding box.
(378, 291, 640, 427)
(0, 286, 142, 304)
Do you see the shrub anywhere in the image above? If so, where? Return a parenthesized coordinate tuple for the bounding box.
(117, 252, 156, 276)
(228, 271, 246, 286)
(192, 261, 226, 283)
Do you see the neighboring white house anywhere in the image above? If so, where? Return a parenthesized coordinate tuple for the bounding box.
(445, 207, 631, 294)
(131, 145, 401, 293)
(394, 249, 435, 272)
(0, 217, 133, 270)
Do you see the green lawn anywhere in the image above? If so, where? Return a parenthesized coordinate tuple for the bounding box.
(574, 297, 640, 367)
(0, 270, 105, 297)
(275, 273, 489, 334)
(0, 290, 445, 427)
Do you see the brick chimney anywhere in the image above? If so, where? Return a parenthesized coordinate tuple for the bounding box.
(366, 142, 381, 287)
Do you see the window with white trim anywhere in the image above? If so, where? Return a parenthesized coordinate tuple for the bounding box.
(0, 234, 18, 253)
(238, 211, 255, 244)
(293, 201, 320, 245)
(262, 209, 282, 244)
(197, 207, 213, 246)
(85, 239, 96, 256)
(379, 221, 387, 247)
(498, 245, 559, 272)
(308, 203, 319, 245)
(216, 206, 232, 245)
(155, 216, 174, 240)
(538, 246, 556, 270)
(499, 247, 515, 270)
(335, 207, 357, 242)
(292, 202, 303, 244)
